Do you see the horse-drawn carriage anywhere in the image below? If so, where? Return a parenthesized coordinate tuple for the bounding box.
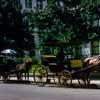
(0, 56, 17, 80)
(0, 55, 32, 81)
(33, 55, 100, 87)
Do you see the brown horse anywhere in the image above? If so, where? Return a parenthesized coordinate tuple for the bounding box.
(16, 58, 32, 80)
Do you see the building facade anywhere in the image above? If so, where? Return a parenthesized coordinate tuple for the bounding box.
(16, 0, 47, 60)
(18, 0, 47, 11)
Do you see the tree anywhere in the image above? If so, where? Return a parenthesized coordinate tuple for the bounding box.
(0, 0, 34, 50)
(32, 0, 100, 45)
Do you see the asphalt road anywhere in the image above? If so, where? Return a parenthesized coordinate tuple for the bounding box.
(0, 83, 100, 100)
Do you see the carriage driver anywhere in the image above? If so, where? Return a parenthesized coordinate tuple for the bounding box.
(56, 48, 65, 72)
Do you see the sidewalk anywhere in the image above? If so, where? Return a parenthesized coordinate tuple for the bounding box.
(89, 72, 100, 88)
(6, 77, 100, 88)
(1, 74, 100, 88)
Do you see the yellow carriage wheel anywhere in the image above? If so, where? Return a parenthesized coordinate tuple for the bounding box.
(58, 70, 72, 87)
(33, 65, 48, 86)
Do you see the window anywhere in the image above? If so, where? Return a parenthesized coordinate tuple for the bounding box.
(25, 0, 32, 8)
(92, 40, 99, 55)
(37, 0, 43, 9)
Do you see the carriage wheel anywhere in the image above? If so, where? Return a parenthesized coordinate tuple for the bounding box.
(2, 72, 9, 81)
(33, 65, 48, 86)
(58, 70, 72, 87)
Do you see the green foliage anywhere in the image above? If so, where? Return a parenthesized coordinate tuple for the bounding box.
(0, 56, 8, 64)
(1, 0, 100, 51)
(15, 57, 24, 63)
(31, 0, 100, 45)
(29, 64, 37, 73)
(31, 57, 38, 64)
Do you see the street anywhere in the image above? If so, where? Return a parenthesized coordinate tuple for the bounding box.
(0, 83, 100, 100)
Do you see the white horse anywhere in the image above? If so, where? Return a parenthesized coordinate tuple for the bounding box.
(83, 56, 100, 71)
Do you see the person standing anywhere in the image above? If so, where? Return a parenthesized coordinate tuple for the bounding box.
(56, 48, 65, 72)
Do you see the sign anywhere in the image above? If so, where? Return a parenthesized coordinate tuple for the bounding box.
(70, 60, 82, 68)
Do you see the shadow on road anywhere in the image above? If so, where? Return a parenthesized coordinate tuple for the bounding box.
(0, 79, 100, 89)
(3, 80, 31, 84)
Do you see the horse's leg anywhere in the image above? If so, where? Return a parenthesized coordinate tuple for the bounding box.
(16, 71, 22, 80)
(20, 71, 23, 80)
(27, 71, 29, 81)
(16, 71, 19, 80)
(25, 72, 26, 80)
(16, 72, 20, 80)
(25, 71, 29, 80)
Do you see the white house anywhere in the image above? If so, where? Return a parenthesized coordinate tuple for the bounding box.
(19, 0, 47, 11)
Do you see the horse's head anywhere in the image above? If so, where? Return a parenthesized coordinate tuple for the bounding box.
(25, 58, 32, 69)
(83, 58, 92, 67)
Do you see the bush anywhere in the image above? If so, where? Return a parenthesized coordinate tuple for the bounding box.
(29, 64, 37, 73)
(31, 57, 38, 64)
(15, 57, 24, 63)
(0, 56, 7, 64)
